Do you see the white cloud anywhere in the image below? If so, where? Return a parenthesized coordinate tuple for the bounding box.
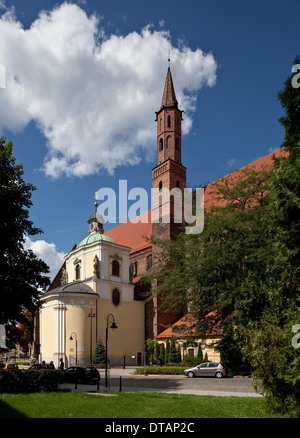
(0, 2, 217, 178)
(227, 158, 236, 169)
(24, 236, 65, 281)
(268, 146, 278, 154)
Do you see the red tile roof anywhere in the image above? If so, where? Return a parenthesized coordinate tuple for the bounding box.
(204, 148, 287, 211)
(157, 313, 223, 338)
(104, 149, 286, 253)
(105, 209, 152, 254)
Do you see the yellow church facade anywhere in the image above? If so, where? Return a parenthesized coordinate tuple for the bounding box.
(39, 207, 145, 368)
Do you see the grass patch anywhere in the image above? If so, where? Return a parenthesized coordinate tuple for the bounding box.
(0, 392, 283, 418)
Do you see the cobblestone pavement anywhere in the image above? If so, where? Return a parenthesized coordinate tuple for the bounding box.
(61, 368, 262, 397)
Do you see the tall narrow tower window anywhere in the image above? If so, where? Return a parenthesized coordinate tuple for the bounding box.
(167, 115, 171, 127)
(166, 135, 171, 148)
(159, 181, 162, 191)
(159, 138, 163, 151)
(147, 255, 152, 270)
(112, 260, 120, 276)
(75, 264, 80, 280)
(175, 138, 179, 150)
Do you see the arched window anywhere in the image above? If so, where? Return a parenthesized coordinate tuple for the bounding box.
(159, 181, 162, 191)
(159, 138, 163, 151)
(112, 260, 120, 276)
(166, 135, 171, 148)
(75, 264, 80, 280)
(175, 138, 179, 150)
(167, 115, 171, 127)
(176, 180, 180, 188)
(112, 288, 120, 306)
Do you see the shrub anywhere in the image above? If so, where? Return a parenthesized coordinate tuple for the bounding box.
(182, 356, 202, 366)
(0, 369, 60, 393)
(93, 338, 106, 364)
(134, 366, 186, 375)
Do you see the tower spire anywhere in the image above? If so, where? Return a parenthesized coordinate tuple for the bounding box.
(160, 58, 178, 109)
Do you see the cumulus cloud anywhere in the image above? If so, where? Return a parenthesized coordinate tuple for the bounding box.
(0, 2, 217, 178)
(24, 236, 65, 281)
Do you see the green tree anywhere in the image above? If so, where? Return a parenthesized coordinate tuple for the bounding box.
(155, 340, 160, 359)
(148, 164, 274, 371)
(197, 343, 203, 362)
(16, 311, 34, 354)
(159, 342, 165, 364)
(165, 339, 170, 364)
(144, 58, 300, 416)
(93, 338, 106, 364)
(0, 138, 50, 325)
(169, 336, 180, 363)
(245, 57, 300, 417)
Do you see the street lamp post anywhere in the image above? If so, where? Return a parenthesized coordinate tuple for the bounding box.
(105, 313, 118, 387)
(69, 332, 78, 365)
(88, 310, 96, 365)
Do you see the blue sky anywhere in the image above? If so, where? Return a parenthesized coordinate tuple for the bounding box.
(0, 0, 299, 279)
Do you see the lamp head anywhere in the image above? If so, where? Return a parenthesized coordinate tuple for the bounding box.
(110, 322, 118, 330)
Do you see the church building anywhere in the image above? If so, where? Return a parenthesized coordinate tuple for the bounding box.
(39, 60, 283, 367)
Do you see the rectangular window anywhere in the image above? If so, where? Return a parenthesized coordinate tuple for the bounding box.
(188, 348, 194, 357)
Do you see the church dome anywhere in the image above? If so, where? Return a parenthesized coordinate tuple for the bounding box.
(77, 232, 116, 248)
(45, 282, 96, 295)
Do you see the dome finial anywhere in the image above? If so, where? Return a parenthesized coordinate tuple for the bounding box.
(94, 192, 98, 210)
(88, 193, 104, 235)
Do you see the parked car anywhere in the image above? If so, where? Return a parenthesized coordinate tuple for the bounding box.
(29, 363, 47, 370)
(184, 362, 226, 378)
(2, 363, 19, 370)
(63, 366, 100, 384)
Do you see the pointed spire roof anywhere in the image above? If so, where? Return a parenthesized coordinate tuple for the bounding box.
(160, 58, 178, 108)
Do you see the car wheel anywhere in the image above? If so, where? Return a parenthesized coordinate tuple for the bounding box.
(187, 371, 195, 378)
(215, 371, 223, 378)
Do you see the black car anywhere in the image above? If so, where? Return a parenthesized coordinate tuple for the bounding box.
(29, 364, 47, 370)
(63, 366, 100, 384)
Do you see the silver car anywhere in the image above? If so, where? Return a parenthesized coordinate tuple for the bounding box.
(184, 362, 226, 378)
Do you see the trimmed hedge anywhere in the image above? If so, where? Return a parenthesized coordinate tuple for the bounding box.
(0, 369, 60, 393)
(134, 366, 186, 375)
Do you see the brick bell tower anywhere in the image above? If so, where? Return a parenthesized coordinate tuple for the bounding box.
(150, 59, 187, 338)
(152, 58, 187, 243)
